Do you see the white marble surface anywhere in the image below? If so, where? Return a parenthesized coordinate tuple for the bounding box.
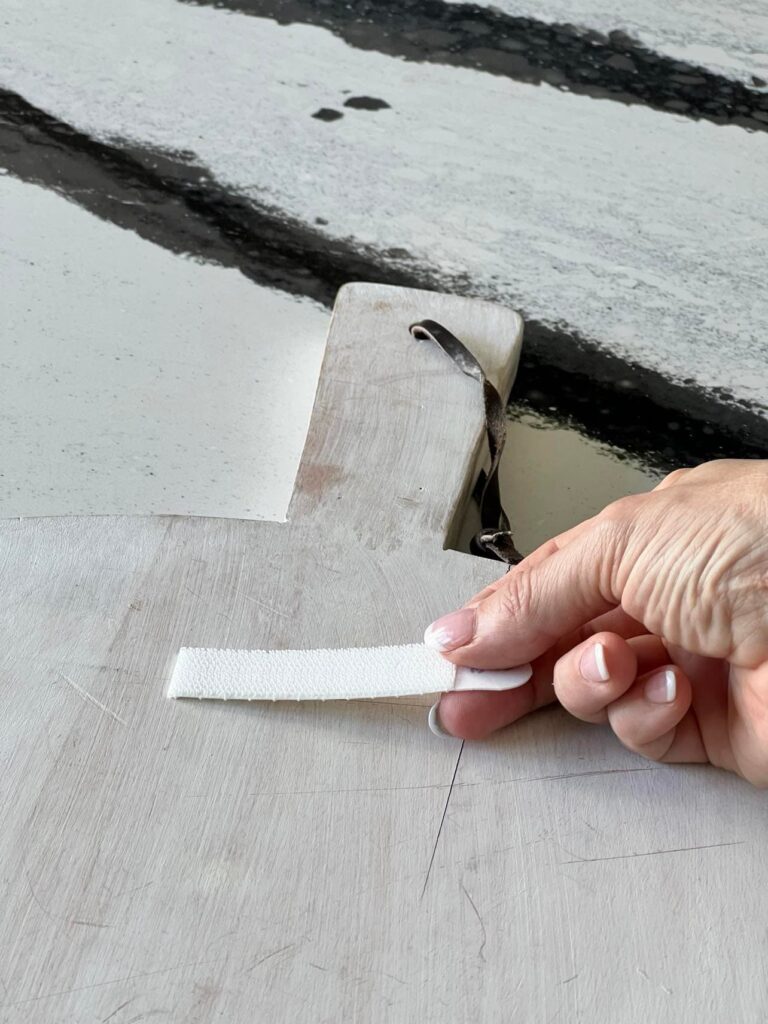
(466, 0, 768, 84)
(1, 0, 767, 415)
(0, 175, 326, 519)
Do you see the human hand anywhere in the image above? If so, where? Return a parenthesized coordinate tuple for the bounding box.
(425, 460, 768, 786)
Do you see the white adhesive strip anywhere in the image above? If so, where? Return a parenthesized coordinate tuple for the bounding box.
(168, 644, 532, 702)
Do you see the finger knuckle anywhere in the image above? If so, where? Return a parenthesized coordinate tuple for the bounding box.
(600, 493, 644, 523)
(658, 467, 688, 489)
(497, 567, 536, 624)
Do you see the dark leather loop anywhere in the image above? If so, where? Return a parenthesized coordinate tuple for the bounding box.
(409, 319, 523, 564)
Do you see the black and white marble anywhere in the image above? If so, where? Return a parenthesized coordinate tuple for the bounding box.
(1, 0, 766, 517)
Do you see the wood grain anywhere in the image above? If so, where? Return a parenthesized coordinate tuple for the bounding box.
(1, 284, 766, 1023)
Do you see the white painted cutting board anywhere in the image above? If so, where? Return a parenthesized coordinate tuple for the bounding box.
(1, 284, 766, 1023)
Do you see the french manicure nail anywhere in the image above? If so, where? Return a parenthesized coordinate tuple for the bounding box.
(424, 607, 476, 652)
(428, 701, 451, 738)
(645, 669, 676, 704)
(580, 642, 610, 683)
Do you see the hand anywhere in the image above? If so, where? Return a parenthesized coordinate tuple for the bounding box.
(425, 460, 768, 786)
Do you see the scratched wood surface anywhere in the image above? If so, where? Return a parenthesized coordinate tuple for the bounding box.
(1, 284, 767, 1024)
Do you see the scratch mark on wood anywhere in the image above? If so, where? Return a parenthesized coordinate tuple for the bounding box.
(579, 817, 603, 836)
(637, 966, 672, 994)
(10, 956, 231, 1007)
(382, 971, 406, 985)
(460, 880, 487, 962)
(248, 781, 450, 798)
(388, 706, 418, 729)
(112, 881, 154, 900)
(367, 700, 428, 709)
(560, 973, 579, 985)
(243, 943, 295, 974)
(308, 556, 342, 576)
(421, 740, 464, 899)
(241, 594, 291, 619)
(563, 840, 744, 865)
(550, 838, 591, 863)
(369, 369, 456, 387)
(557, 871, 599, 896)
(22, 856, 111, 929)
(102, 997, 135, 1022)
(59, 674, 128, 728)
(182, 582, 233, 623)
(456, 765, 660, 790)
(203, 928, 239, 953)
(67, 663, 143, 680)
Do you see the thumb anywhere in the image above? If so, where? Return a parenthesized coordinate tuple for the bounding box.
(425, 526, 623, 669)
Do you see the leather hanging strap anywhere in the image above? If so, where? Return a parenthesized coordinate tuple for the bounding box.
(409, 319, 523, 564)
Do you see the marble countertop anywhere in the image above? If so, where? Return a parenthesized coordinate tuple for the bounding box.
(1, 0, 766, 518)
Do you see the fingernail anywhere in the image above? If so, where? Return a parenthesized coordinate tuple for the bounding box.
(580, 642, 610, 683)
(428, 701, 451, 738)
(424, 607, 476, 652)
(645, 669, 676, 704)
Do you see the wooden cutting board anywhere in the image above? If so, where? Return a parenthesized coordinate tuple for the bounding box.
(1, 284, 765, 1023)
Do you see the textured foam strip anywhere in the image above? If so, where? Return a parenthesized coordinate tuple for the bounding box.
(168, 644, 532, 701)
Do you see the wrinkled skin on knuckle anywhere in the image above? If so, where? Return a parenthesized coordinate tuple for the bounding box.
(717, 559, 768, 668)
(655, 467, 690, 491)
(603, 460, 768, 785)
(621, 469, 768, 663)
(497, 566, 536, 627)
(599, 493, 646, 526)
(592, 496, 647, 605)
(695, 483, 768, 666)
(621, 514, 727, 652)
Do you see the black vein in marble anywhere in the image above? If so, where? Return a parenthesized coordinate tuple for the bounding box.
(179, 0, 768, 133)
(0, 88, 434, 307)
(2, 86, 766, 475)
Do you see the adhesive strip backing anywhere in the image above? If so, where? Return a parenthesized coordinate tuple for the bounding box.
(168, 644, 532, 701)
